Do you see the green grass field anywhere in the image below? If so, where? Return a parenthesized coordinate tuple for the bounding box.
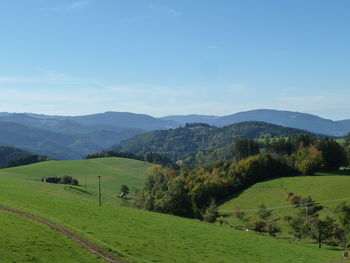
(219, 170, 350, 233)
(2, 157, 152, 197)
(0, 209, 102, 263)
(0, 158, 345, 263)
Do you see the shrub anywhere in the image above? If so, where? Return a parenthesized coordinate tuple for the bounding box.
(61, 175, 79, 185)
(203, 200, 219, 223)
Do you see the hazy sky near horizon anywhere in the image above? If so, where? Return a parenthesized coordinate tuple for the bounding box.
(0, 0, 349, 119)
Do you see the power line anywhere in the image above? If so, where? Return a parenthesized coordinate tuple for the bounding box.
(97, 176, 102, 207)
(142, 193, 350, 213)
(220, 197, 350, 213)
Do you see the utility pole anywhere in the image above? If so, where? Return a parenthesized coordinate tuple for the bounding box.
(305, 203, 308, 221)
(98, 176, 102, 207)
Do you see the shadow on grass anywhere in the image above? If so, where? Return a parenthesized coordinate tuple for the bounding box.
(67, 186, 93, 195)
(217, 175, 297, 208)
(316, 169, 350, 176)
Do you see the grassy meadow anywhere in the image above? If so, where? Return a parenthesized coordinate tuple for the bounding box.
(0, 158, 345, 263)
(2, 157, 152, 196)
(219, 170, 350, 233)
(0, 209, 102, 263)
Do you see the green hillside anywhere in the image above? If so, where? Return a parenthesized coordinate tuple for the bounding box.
(1, 157, 152, 198)
(219, 170, 350, 232)
(0, 158, 343, 263)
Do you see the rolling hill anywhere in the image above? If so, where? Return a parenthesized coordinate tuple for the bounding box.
(0, 157, 341, 263)
(219, 170, 350, 233)
(2, 157, 152, 196)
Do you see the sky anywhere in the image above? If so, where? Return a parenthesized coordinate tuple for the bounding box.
(0, 0, 349, 119)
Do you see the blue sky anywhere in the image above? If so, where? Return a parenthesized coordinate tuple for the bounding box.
(0, 0, 349, 119)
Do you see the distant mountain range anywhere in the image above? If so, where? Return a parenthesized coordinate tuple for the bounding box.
(0, 111, 178, 159)
(163, 109, 350, 137)
(0, 109, 348, 160)
(0, 112, 176, 133)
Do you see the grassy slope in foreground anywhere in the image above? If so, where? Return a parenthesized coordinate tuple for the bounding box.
(219, 170, 350, 230)
(0, 158, 341, 263)
(0, 209, 102, 263)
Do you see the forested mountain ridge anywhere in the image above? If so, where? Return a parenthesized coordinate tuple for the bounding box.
(112, 121, 320, 165)
(0, 121, 88, 159)
(0, 145, 48, 168)
(0, 121, 142, 159)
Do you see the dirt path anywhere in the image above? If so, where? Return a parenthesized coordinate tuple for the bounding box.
(0, 205, 127, 263)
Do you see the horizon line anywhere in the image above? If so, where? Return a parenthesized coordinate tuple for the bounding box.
(0, 108, 348, 121)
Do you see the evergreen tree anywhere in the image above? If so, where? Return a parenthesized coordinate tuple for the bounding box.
(234, 138, 260, 161)
(316, 138, 347, 170)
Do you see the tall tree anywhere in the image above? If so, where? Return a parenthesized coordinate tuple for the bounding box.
(160, 176, 193, 217)
(295, 145, 325, 175)
(234, 138, 260, 161)
(316, 138, 347, 170)
(335, 202, 350, 246)
(285, 194, 324, 241)
(307, 216, 339, 248)
(344, 133, 350, 166)
(266, 137, 295, 155)
(344, 133, 350, 148)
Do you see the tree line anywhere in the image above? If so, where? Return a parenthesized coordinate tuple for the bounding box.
(132, 135, 348, 220)
(85, 150, 176, 168)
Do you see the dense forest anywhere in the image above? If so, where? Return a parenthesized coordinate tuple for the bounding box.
(113, 121, 323, 166)
(0, 145, 49, 168)
(86, 150, 175, 168)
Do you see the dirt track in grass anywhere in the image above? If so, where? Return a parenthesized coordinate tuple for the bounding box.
(0, 205, 127, 263)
